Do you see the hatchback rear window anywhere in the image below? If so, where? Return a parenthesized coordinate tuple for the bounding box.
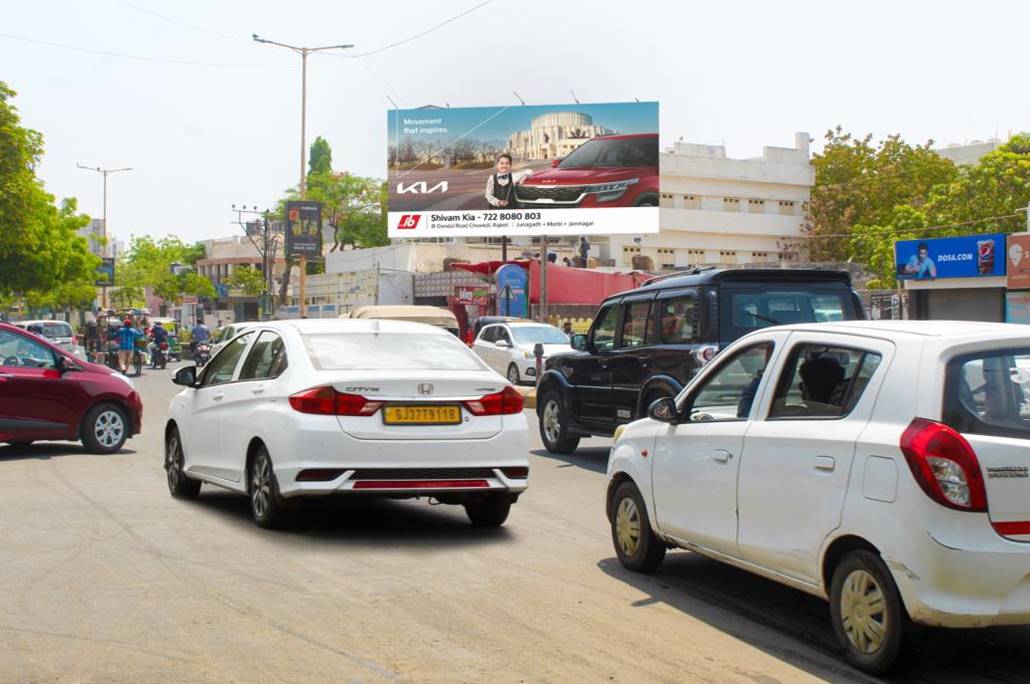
(41, 323, 73, 338)
(944, 348, 1030, 439)
(303, 333, 485, 371)
(722, 288, 850, 341)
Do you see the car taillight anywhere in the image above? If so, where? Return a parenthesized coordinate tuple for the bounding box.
(900, 418, 987, 512)
(464, 386, 524, 416)
(288, 387, 383, 416)
(501, 466, 529, 479)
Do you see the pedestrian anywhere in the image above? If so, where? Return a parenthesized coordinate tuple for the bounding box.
(563, 321, 573, 336)
(484, 153, 531, 209)
(579, 236, 591, 262)
(115, 318, 143, 374)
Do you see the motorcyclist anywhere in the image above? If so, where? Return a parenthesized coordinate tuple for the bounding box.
(190, 320, 210, 359)
(149, 321, 169, 369)
(115, 318, 143, 374)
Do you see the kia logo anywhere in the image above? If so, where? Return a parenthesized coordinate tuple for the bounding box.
(418, 383, 434, 395)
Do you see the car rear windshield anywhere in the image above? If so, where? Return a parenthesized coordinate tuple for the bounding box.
(41, 323, 73, 338)
(944, 348, 1030, 439)
(302, 333, 485, 371)
(511, 326, 569, 345)
(721, 287, 852, 342)
(557, 137, 658, 169)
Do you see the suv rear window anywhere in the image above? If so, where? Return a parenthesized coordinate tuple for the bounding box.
(944, 348, 1030, 439)
(722, 287, 850, 341)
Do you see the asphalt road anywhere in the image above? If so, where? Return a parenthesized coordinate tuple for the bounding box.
(2, 364, 1029, 682)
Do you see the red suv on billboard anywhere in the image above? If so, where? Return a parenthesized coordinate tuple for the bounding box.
(0, 322, 142, 453)
(515, 133, 659, 209)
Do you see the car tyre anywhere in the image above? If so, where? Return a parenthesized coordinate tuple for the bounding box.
(610, 480, 666, 573)
(506, 363, 521, 385)
(249, 445, 290, 529)
(830, 549, 917, 675)
(80, 402, 129, 454)
(165, 426, 201, 499)
(464, 495, 511, 527)
(539, 390, 580, 454)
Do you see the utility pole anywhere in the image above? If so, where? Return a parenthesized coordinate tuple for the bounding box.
(253, 34, 352, 319)
(231, 204, 279, 319)
(540, 236, 549, 323)
(77, 164, 132, 310)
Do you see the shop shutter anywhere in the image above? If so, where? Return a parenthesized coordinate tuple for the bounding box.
(926, 288, 1003, 322)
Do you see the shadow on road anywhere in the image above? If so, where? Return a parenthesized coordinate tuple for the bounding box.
(0, 443, 136, 461)
(190, 490, 515, 547)
(530, 447, 609, 474)
(598, 551, 1030, 683)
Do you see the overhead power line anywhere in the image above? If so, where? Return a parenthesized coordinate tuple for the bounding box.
(112, 0, 248, 42)
(347, 0, 493, 57)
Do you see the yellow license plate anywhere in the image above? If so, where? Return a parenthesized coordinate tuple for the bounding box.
(383, 405, 462, 425)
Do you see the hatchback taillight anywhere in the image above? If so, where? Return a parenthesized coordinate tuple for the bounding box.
(288, 387, 383, 416)
(900, 418, 987, 512)
(464, 386, 524, 416)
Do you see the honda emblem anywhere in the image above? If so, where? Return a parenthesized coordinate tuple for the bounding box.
(418, 383, 434, 395)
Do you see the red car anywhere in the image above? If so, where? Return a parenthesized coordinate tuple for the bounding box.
(515, 133, 659, 209)
(0, 322, 142, 453)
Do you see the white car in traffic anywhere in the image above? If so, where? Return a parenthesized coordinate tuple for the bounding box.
(166, 319, 529, 528)
(472, 321, 570, 385)
(607, 320, 1030, 674)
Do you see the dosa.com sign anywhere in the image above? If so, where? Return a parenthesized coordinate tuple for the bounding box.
(386, 101, 659, 238)
(895, 233, 1005, 280)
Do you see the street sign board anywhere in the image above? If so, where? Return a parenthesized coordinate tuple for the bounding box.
(1007, 234, 1030, 289)
(284, 201, 323, 257)
(387, 101, 660, 239)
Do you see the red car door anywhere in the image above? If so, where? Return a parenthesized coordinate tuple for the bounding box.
(0, 328, 81, 442)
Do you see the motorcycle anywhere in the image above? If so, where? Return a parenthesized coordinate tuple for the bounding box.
(151, 340, 168, 370)
(194, 342, 212, 367)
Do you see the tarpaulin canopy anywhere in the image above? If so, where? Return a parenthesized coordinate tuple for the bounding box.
(527, 261, 649, 304)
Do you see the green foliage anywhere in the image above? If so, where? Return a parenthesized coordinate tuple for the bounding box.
(225, 265, 265, 297)
(0, 83, 100, 302)
(807, 127, 958, 260)
(120, 235, 215, 305)
(848, 134, 1030, 288)
(308, 136, 332, 177)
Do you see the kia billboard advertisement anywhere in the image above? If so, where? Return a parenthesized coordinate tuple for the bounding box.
(387, 101, 659, 239)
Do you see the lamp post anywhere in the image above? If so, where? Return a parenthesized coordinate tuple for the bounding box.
(77, 164, 132, 309)
(252, 35, 352, 319)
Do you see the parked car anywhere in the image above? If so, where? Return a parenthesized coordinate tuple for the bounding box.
(515, 133, 659, 208)
(607, 320, 1030, 674)
(165, 319, 528, 528)
(472, 320, 570, 385)
(0, 322, 142, 453)
(210, 322, 256, 357)
(344, 305, 461, 338)
(14, 319, 86, 360)
(536, 268, 866, 453)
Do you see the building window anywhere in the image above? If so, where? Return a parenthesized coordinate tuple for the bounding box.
(723, 197, 740, 212)
(778, 252, 786, 261)
(747, 199, 765, 214)
(659, 193, 674, 208)
(779, 200, 797, 216)
(657, 248, 675, 270)
(719, 250, 737, 263)
(752, 251, 769, 261)
(687, 248, 706, 265)
(683, 194, 701, 209)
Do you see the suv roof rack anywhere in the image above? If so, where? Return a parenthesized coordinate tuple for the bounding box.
(641, 265, 717, 285)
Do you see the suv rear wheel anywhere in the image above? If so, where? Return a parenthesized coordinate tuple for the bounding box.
(539, 390, 580, 454)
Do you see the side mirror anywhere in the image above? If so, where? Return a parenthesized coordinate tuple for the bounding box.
(550, 158, 562, 168)
(570, 334, 588, 351)
(496, 339, 511, 348)
(173, 366, 198, 387)
(648, 397, 679, 423)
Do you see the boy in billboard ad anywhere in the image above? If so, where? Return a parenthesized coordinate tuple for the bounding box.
(387, 101, 659, 240)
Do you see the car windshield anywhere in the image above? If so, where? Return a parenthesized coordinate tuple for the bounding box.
(945, 348, 1030, 438)
(303, 332, 485, 371)
(557, 137, 658, 169)
(510, 326, 569, 345)
(40, 322, 73, 338)
(722, 288, 851, 341)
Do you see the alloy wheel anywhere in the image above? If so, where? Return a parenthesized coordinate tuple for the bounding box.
(615, 496, 641, 556)
(94, 410, 125, 449)
(507, 365, 520, 384)
(840, 569, 888, 654)
(166, 434, 183, 490)
(251, 454, 272, 520)
(543, 400, 562, 444)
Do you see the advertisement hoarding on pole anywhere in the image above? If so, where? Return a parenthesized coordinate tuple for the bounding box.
(387, 101, 659, 239)
(95, 257, 115, 286)
(284, 200, 323, 257)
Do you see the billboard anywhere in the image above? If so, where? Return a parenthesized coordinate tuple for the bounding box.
(894, 233, 1005, 280)
(95, 257, 115, 286)
(1007, 234, 1030, 289)
(284, 201, 322, 257)
(387, 101, 659, 239)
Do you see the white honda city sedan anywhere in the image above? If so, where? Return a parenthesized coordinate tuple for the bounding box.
(606, 320, 1030, 675)
(165, 319, 529, 529)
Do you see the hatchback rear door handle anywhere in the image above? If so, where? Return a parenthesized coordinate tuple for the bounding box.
(712, 449, 733, 463)
(815, 455, 836, 471)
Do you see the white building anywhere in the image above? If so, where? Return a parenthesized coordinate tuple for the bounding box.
(594, 132, 814, 268)
(508, 111, 615, 161)
(935, 138, 1004, 166)
(77, 219, 124, 259)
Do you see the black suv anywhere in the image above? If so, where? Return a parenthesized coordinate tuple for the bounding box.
(536, 268, 866, 453)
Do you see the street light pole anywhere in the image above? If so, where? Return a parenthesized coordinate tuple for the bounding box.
(77, 164, 132, 309)
(252, 34, 353, 319)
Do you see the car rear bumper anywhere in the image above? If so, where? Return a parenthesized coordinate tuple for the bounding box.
(889, 523, 1030, 627)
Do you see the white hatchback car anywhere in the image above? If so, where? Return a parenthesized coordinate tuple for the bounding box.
(472, 321, 570, 385)
(607, 320, 1030, 674)
(166, 319, 529, 528)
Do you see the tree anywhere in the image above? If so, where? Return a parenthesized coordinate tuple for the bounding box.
(0, 83, 100, 301)
(806, 127, 958, 260)
(225, 265, 265, 297)
(308, 136, 332, 177)
(119, 235, 215, 306)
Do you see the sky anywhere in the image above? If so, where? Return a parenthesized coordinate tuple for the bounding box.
(2, 0, 1027, 246)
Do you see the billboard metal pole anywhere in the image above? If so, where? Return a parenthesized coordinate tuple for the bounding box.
(540, 236, 548, 322)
